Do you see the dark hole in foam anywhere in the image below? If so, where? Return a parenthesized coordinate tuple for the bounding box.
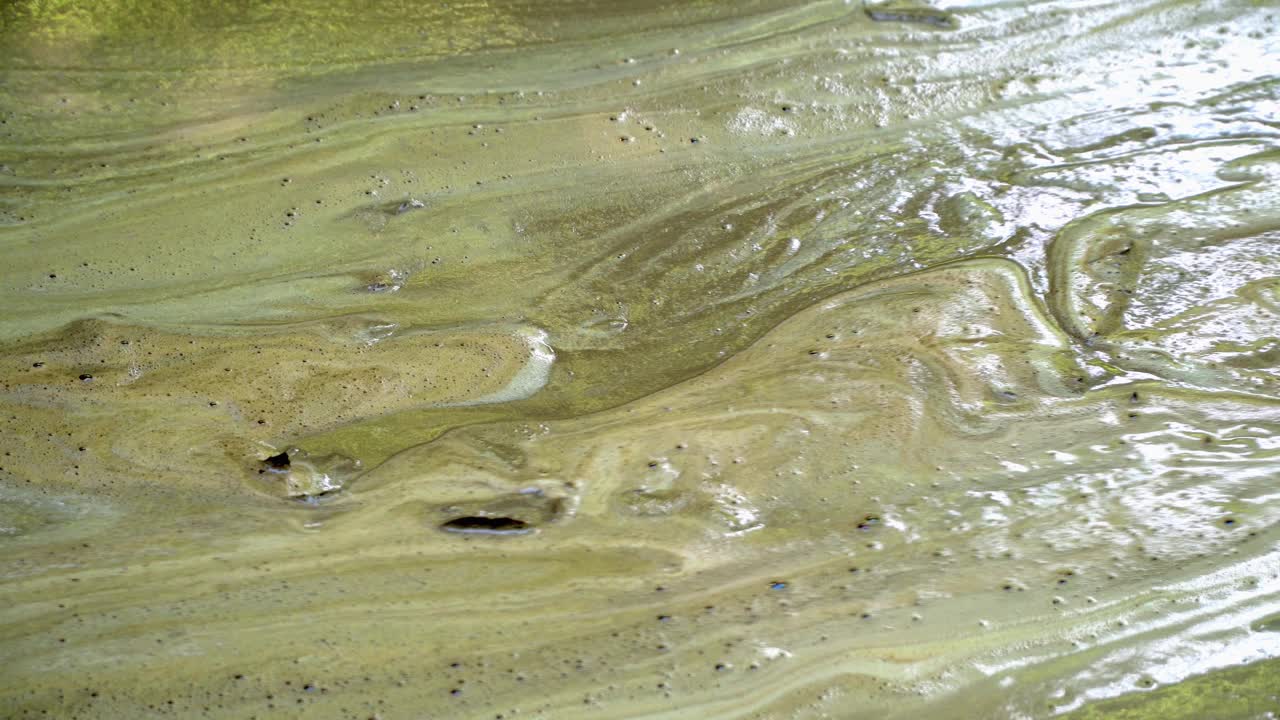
(441, 516, 531, 535)
(262, 451, 291, 469)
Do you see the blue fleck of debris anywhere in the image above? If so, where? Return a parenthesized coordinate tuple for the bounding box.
(770, 581, 787, 591)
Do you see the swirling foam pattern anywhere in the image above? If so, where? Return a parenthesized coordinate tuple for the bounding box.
(1, 0, 1278, 718)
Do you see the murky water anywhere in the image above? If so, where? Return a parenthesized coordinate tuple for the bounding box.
(2, 1, 1278, 717)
